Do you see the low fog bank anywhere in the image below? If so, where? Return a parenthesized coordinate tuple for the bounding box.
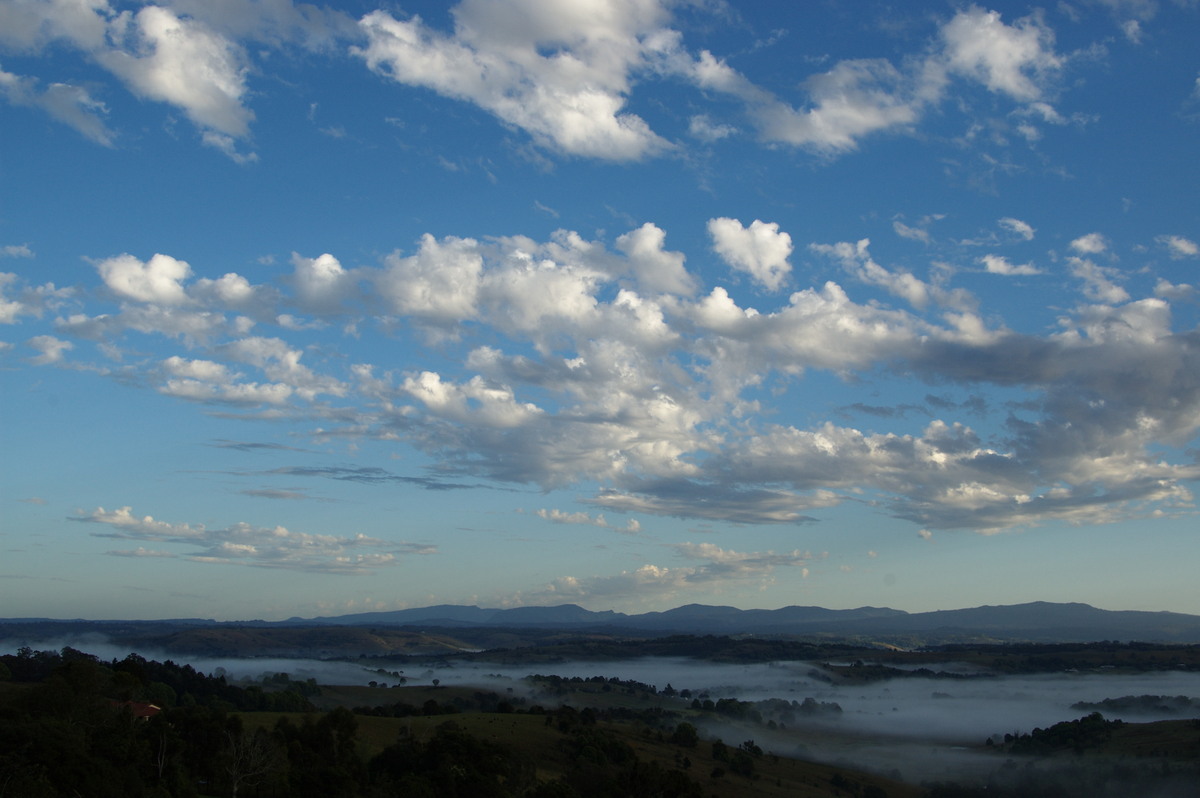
(6, 640, 1198, 789)
(6, 640, 1197, 740)
(428, 657, 1200, 740)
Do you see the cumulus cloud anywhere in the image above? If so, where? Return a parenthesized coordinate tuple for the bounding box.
(73, 505, 432, 574)
(97, 6, 254, 155)
(980, 254, 1041, 276)
(96, 253, 192, 305)
(27, 334, 73, 365)
(353, 0, 674, 160)
(708, 218, 792, 291)
(1158, 235, 1198, 259)
(939, 7, 1061, 102)
(615, 223, 697, 296)
(536, 508, 641, 534)
(1070, 232, 1108, 254)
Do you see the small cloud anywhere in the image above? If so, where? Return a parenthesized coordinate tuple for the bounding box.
(536, 508, 640, 535)
(1157, 235, 1198, 260)
(27, 335, 73, 365)
(74, 504, 427, 574)
(893, 220, 931, 244)
(1, 244, 34, 259)
(998, 217, 1035, 241)
(708, 217, 793, 291)
(688, 114, 736, 142)
(240, 489, 310, 501)
(980, 254, 1041, 276)
(918, 528, 933, 541)
(1070, 232, 1108, 255)
(106, 547, 176, 558)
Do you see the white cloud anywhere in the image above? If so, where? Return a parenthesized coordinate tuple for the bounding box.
(536, 508, 640, 534)
(354, 1, 674, 160)
(0, 68, 115, 146)
(615, 222, 696, 296)
(1, 244, 34, 259)
(1157, 235, 1198, 259)
(404, 371, 542, 429)
(95, 253, 192, 305)
(753, 59, 922, 154)
(376, 235, 483, 326)
(939, 7, 1061, 102)
(893, 220, 932, 244)
(687, 114, 736, 142)
(27, 334, 73, 365)
(289, 252, 357, 314)
(1, 272, 73, 323)
(999, 217, 1035, 241)
(708, 218, 792, 291)
(75, 505, 428, 574)
(1069, 257, 1130, 303)
(22, 221, 1200, 537)
(0, 0, 111, 52)
(685, 6, 1065, 156)
(524, 541, 810, 607)
(810, 238, 935, 308)
(980, 254, 1041, 276)
(162, 355, 235, 383)
(1070, 232, 1109, 254)
(97, 5, 254, 156)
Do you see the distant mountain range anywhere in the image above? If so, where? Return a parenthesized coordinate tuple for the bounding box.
(5, 601, 1200, 644)
(277, 601, 1200, 643)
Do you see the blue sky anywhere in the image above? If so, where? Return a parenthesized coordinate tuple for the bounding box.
(2, 0, 1198, 622)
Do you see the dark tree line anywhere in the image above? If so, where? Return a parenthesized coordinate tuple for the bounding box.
(0, 648, 709, 798)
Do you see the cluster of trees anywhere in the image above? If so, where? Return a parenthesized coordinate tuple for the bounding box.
(524, 674, 660, 698)
(1000, 712, 1122, 755)
(1071, 694, 1197, 714)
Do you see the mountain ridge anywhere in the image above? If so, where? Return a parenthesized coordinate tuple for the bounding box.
(4, 601, 1199, 643)
(275, 600, 1200, 643)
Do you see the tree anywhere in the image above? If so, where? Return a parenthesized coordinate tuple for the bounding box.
(221, 727, 283, 798)
(670, 722, 699, 748)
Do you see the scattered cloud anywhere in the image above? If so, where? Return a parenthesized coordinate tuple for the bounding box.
(708, 218, 793, 291)
(1070, 232, 1108, 255)
(523, 541, 810, 607)
(27, 334, 73, 365)
(1158, 235, 1198, 259)
(980, 254, 1042, 276)
(73, 505, 432, 574)
(536, 508, 641, 534)
(998, 217, 1035, 241)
